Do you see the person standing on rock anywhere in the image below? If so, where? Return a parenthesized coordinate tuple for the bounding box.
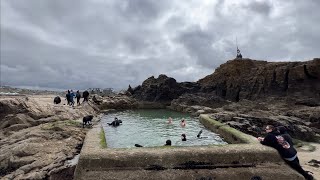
(66, 90, 71, 105)
(82, 90, 89, 103)
(76, 90, 81, 106)
(258, 125, 313, 180)
(70, 90, 75, 106)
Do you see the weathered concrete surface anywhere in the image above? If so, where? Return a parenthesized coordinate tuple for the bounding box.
(199, 114, 257, 144)
(74, 120, 304, 180)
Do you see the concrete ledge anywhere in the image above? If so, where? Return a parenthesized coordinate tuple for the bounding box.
(76, 166, 302, 180)
(199, 114, 257, 144)
(74, 115, 304, 180)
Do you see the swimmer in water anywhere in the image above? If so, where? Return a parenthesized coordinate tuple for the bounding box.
(164, 140, 172, 146)
(168, 117, 173, 124)
(181, 134, 187, 141)
(180, 119, 186, 127)
(196, 129, 208, 139)
(197, 130, 203, 138)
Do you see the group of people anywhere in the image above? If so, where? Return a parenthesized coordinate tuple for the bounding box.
(165, 117, 206, 144)
(258, 125, 313, 180)
(65, 90, 89, 106)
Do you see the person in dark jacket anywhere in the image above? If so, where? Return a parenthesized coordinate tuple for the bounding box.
(65, 90, 70, 105)
(76, 90, 81, 105)
(258, 125, 313, 180)
(107, 117, 122, 126)
(82, 90, 89, 103)
(70, 90, 75, 106)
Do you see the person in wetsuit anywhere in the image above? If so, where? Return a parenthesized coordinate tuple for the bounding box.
(108, 117, 122, 126)
(76, 90, 81, 105)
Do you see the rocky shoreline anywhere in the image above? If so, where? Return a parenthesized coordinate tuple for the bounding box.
(0, 58, 319, 179)
(0, 95, 99, 179)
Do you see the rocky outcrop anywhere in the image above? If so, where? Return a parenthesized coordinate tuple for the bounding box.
(0, 95, 98, 179)
(98, 95, 138, 109)
(198, 58, 320, 101)
(129, 74, 200, 103)
(170, 93, 228, 109)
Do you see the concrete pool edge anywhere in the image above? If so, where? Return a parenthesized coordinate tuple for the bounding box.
(74, 114, 303, 180)
(199, 114, 258, 144)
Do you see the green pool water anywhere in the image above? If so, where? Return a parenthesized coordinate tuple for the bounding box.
(102, 109, 227, 148)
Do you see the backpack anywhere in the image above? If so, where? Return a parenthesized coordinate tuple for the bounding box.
(276, 135, 290, 149)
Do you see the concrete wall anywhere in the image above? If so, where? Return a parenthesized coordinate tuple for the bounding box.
(74, 114, 304, 180)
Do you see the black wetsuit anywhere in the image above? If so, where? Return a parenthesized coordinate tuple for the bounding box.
(261, 131, 312, 180)
(66, 93, 70, 105)
(82, 91, 89, 102)
(108, 119, 122, 126)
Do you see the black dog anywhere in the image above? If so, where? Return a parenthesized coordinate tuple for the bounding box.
(54, 96, 61, 104)
(83, 115, 93, 128)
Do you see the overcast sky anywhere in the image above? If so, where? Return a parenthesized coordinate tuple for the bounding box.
(1, 0, 319, 90)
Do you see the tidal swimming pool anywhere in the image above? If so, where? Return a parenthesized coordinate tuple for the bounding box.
(102, 109, 227, 148)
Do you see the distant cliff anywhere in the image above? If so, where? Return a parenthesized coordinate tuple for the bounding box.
(130, 58, 320, 103)
(198, 58, 320, 101)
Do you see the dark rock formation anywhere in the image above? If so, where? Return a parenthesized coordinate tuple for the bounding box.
(129, 74, 200, 103)
(198, 58, 320, 101)
(171, 93, 227, 109)
(129, 59, 320, 141)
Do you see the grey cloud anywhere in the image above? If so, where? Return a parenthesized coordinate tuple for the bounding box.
(244, 1, 273, 16)
(1, 0, 320, 90)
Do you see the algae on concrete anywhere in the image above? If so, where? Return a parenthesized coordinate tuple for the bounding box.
(100, 127, 107, 148)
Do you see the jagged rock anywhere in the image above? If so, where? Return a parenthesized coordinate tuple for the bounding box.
(99, 95, 138, 109)
(309, 112, 320, 129)
(0, 95, 97, 179)
(92, 95, 103, 105)
(295, 98, 320, 107)
(198, 58, 320, 101)
(131, 74, 200, 103)
(308, 159, 320, 168)
(171, 93, 227, 110)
